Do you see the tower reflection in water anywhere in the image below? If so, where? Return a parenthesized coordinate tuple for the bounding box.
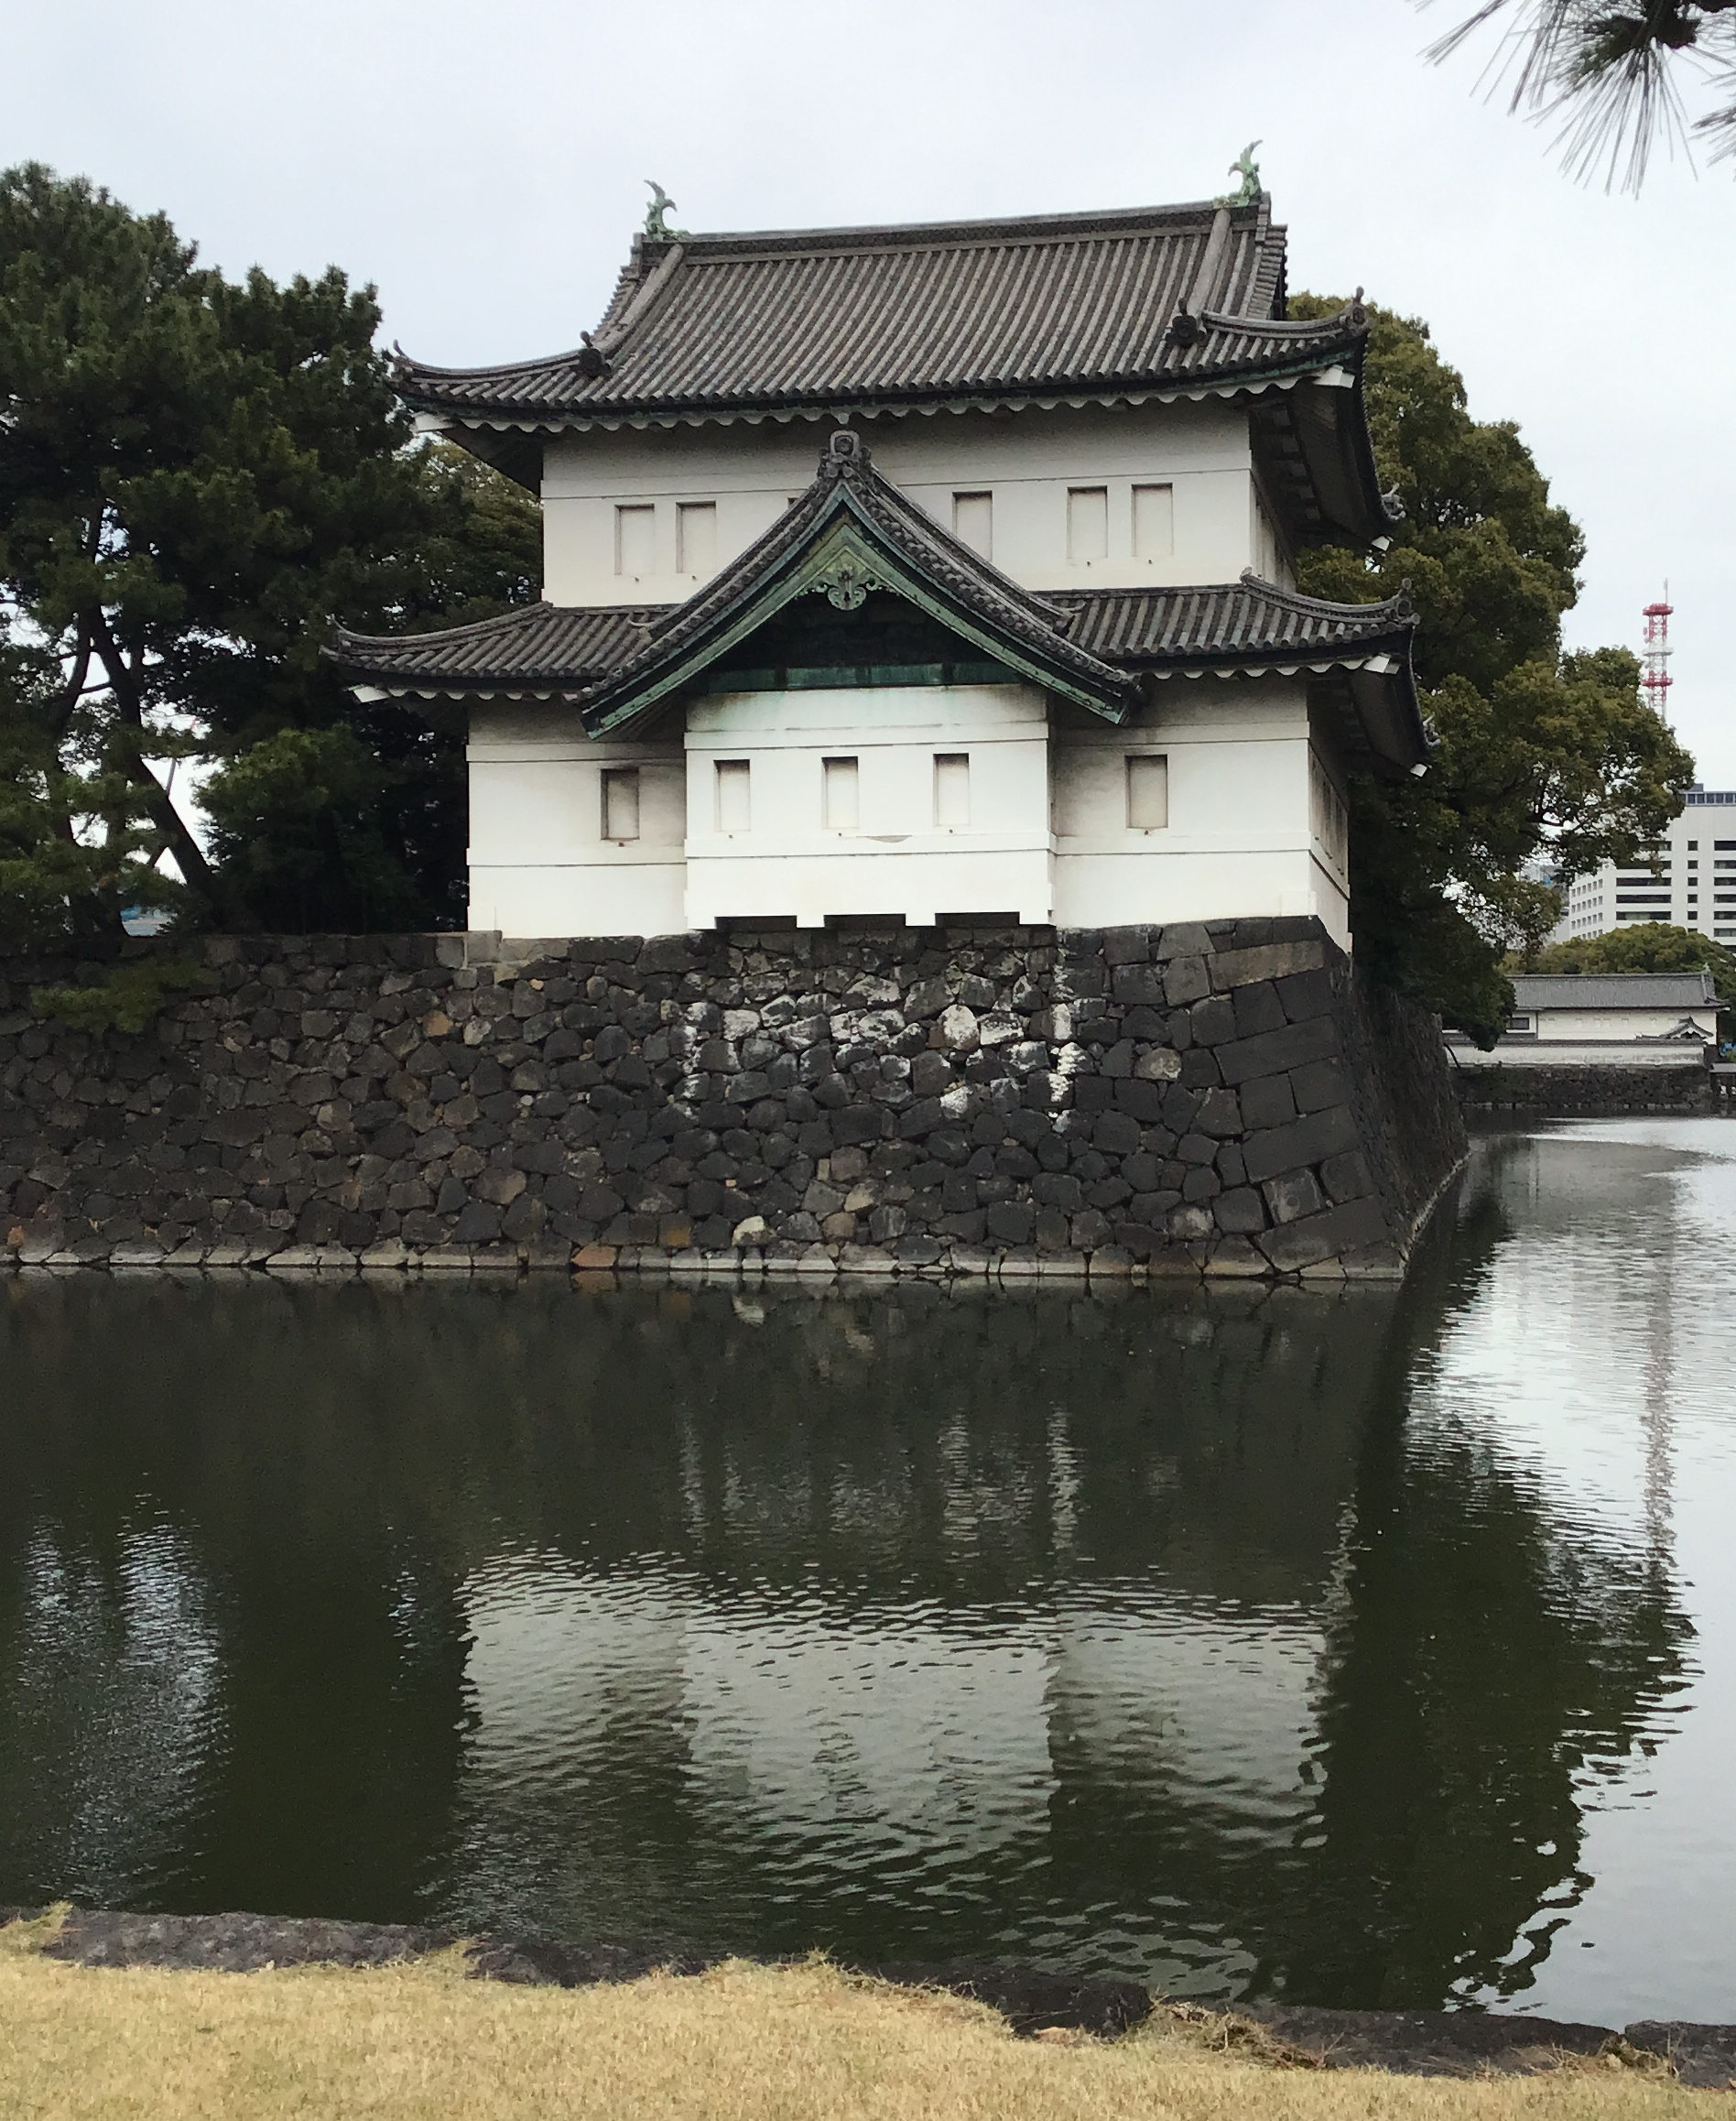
(0, 1149, 1695, 2007)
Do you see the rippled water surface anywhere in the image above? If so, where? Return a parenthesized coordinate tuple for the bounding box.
(5, 1119, 1736, 2020)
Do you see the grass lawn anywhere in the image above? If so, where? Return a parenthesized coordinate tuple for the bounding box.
(0, 1913, 1720, 2120)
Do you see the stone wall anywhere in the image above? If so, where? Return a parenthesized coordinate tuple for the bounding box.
(1450, 1058, 1714, 1115)
(0, 917, 1464, 1280)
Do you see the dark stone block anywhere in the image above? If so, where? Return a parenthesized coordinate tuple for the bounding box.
(1163, 956, 1210, 1006)
(1214, 1186, 1266, 1234)
(1624, 2023, 1736, 2092)
(1155, 923, 1213, 961)
(1109, 963, 1166, 1007)
(452, 1200, 503, 1245)
(1069, 1208, 1112, 1249)
(1160, 1084, 1200, 1134)
(1256, 1194, 1389, 1271)
(1231, 981, 1286, 1039)
(897, 1097, 947, 1138)
(1177, 1133, 1217, 1166)
(1263, 1169, 1326, 1224)
(1320, 1150, 1375, 1202)
(832, 1105, 889, 1145)
(1239, 1073, 1297, 1131)
(1033, 1172, 1082, 1212)
(1189, 994, 1236, 1046)
(1181, 1166, 1221, 1202)
(1275, 966, 1335, 1023)
(1101, 926, 1156, 965)
(1073, 1076, 1113, 1113)
(1177, 1047, 1221, 1090)
(985, 1201, 1035, 1245)
(1213, 1016, 1339, 1088)
(1092, 1111, 1141, 1156)
(1216, 1141, 1247, 1186)
(1112, 1079, 1166, 1123)
(1242, 1105, 1361, 1186)
(1290, 1057, 1350, 1114)
(1193, 1087, 1242, 1137)
(1035, 1206, 1070, 1251)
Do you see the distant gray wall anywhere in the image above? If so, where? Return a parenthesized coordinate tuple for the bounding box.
(1, 919, 1463, 1280)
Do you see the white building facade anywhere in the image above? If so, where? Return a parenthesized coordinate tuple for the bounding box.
(338, 195, 1426, 944)
(1557, 788, 1736, 945)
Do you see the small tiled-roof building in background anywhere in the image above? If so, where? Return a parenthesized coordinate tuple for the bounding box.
(333, 186, 1426, 943)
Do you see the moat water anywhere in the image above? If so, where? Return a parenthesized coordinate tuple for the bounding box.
(4, 1118, 1734, 2022)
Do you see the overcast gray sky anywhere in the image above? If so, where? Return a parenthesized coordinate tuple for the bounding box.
(12, 0, 1734, 783)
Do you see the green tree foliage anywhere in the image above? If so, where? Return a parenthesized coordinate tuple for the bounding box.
(1519, 919, 1736, 1002)
(1427, 1, 1736, 189)
(1292, 297, 1694, 1044)
(0, 162, 539, 946)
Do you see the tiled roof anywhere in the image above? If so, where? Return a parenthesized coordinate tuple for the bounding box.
(1063, 579, 1413, 667)
(333, 574, 1411, 698)
(392, 198, 1365, 426)
(334, 604, 657, 686)
(1511, 973, 1718, 1011)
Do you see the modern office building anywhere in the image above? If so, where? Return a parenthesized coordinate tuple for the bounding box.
(1556, 788, 1736, 944)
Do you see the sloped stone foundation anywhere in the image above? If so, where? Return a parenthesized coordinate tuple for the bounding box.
(1, 917, 1463, 1280)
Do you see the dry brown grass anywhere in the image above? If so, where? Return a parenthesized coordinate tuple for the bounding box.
(0, 1911, 1720, 2121)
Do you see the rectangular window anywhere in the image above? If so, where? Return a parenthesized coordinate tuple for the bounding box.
(614, 503, 655, 577)
(1126, 753, 1169, 831)
(1309, 751, 1349, 872)
(1132, 483, 1174, 560)
(822, 756, 859, 832)
(601, 767, 640, 843)
(715, 758, 751, 833)
(676, 500, 716, 576)
(952, 491, 993, 559)
(934, 753, 971, 828)
(1066, 485, 1109, 562)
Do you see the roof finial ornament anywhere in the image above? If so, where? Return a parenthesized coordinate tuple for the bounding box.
(643, 179, 688, 241)
(1215, 140, 1263, 210)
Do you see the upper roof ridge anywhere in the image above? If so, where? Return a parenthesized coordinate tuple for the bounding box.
(645, 195, 1265, 256)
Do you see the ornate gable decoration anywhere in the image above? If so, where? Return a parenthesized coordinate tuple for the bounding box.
(577, 431, 1143, 737)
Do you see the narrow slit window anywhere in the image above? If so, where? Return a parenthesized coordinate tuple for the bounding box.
(1132, 483, 1174, 560)
(715, 758, 751, 833)
(614, 504, 655, 577)
(1126, 754, 1169, 831)
(676, 500, 716, 576)
(822, 756, 859, 832)
(935, 753, 971, 829)
(601, 767, 640, 842)
(1067, 485, 1109, 563)
(952, 491, 993, 559)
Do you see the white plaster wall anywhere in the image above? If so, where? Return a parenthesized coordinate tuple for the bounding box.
(1049, 678, 1349, 946)
(466, 702, 686, 937)
(683, 683, 1052, 929)
(1532, 1009, 1717, 1041)
(539, 399, 1273, 606)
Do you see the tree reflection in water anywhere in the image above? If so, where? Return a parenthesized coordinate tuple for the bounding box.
(0, 1208, 1694, 2003)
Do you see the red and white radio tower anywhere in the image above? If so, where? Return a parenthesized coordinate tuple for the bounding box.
(1642, 587, 1674, 722)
